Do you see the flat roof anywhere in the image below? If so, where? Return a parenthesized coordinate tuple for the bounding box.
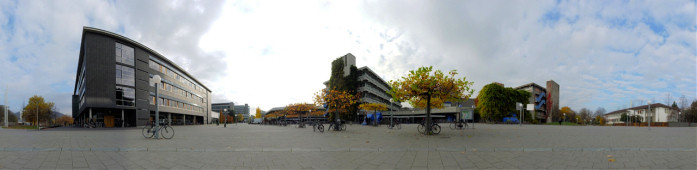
(81, 26, 211, 92)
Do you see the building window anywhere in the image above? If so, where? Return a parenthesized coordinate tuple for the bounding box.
(116, 86, 135, 107)
(115, 42, 134, 66)
(115, 65, 134, 86)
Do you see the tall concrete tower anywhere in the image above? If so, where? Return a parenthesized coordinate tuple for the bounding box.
(546, 80, 560, 123)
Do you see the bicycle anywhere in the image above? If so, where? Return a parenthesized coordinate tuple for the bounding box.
(327, 120, 346, 131)
(417, 120, 441, 135)
(83, 121, 95, 128)
(449, 120, 468, 130)
(387, 120, 401, 129)
(142, 120, 175, 139)
(312, 121, 324, 133)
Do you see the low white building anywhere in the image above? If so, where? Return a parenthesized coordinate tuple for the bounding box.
(604, 103, 675, 124)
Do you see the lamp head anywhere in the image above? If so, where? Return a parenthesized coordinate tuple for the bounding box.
(149, 75, 162, 86)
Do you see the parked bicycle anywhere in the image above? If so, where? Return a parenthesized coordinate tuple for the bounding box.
(312, 121, 324, 133)
(327, 119, 346, 131)
(142, 119, 174, 139)
(417, 120, 441, 135)
(83, 120, 95, 128)
(387, 120, 401, 129)
(449, 120, 468, 130)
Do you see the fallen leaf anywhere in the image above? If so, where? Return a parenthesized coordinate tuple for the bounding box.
(366, 141, 370, 143)
(608, 158, 615, 162)
(460, 152, 465, 154)
(607, 155, 612, 158)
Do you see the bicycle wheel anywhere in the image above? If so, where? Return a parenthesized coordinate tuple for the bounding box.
(417, 124, 425, 134)
(449, 122, 456, 129)
(340, 124, 346, 131)
(142, 125, 154, 138)
(432, 124, 441, 134)
(160, 125, 175, 139)
(318, 124, 324, 133)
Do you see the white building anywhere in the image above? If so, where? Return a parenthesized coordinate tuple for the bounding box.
(604, 103, 675, 124)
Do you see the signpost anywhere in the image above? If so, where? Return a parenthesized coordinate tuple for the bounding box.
(526, 104, 534, 125)
(517, 102, 522, 126)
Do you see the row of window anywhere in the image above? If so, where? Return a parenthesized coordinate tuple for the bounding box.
(148, 59, 206, 95)
(115, 42, 134, 66)
(116, 86, 135, 107)
(115, 65, 135, 86)
(150, 96, 205, 113)
(77, 62, 87, 108)
(156, 81, 206, 104)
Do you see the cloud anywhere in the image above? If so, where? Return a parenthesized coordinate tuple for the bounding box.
(357, 0, 696, 111)
(0, 0, 225, 115)
(0, 0, 694, 115)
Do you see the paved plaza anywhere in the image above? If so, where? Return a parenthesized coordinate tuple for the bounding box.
(0, 123, 695, 169)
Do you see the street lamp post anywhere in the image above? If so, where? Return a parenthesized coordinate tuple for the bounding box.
(471, 105, 476, 129)
(149, 75, 162, 139)
(646, 101, 653, 130)
(224, 108, 227, 128)
(36, 101, 39, 131)
(563, 113, 566, 125)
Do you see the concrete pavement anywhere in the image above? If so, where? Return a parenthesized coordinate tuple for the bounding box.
(0, 123, 695, 169)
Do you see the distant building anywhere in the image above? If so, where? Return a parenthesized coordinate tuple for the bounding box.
(514, 80, 559, 123)
(328, 53, 402, 111)
(211, 102, 250, 122)
(604, 103, 674, 124)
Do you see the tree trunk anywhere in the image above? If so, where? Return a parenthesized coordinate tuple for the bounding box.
(426, 95, 432, 135)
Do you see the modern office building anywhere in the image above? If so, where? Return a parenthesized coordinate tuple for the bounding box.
(72, 27, 212, 127)
(330, 53, 402, 111)
(212, 102, 249, 122)
(514, 80, 559, 123)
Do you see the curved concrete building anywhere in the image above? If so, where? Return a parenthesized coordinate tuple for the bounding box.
(72, 27, 212, 127)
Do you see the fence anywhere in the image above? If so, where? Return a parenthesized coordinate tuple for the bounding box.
(611, 122, 669, 127)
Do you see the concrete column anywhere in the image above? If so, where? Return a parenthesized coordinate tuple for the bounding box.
(121, 110, 125, 128)
(183, 115, 186, 125)
(89, 108, 92, 122)
(168, 113, 171, 125)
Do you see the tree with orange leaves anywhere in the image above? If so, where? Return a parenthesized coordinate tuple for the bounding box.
(314, 89, 359, 123)
(389, 66, 474, 135)
(284, 103, 316, 128)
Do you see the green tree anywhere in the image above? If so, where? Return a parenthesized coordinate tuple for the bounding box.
(476, 83, 531, 123)
(22, 95, 54, 126)
(327, 57, 361, 121)
(389, 66, 474, 135)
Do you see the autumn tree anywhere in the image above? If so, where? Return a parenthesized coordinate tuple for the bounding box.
(578, 108, 592, 124)
(476, 83, 530, 123)
(255, 107, 262, 119)
(314, 89, 359, 123)
(56, 115, 74, 126)
(22, 95, 54, 126)
(284, 103, 315, 128)
(358, 103, 388, 126)
(594, 115, 605, 125)
(327, 56, 361, 121)
(389, 66, 474, 135)
(560, 106, 575, 122)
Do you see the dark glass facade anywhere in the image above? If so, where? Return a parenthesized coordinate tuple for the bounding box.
(73, 27, 212, 127)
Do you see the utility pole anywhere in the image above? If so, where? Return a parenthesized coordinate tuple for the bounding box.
(4, 86, 8, 128)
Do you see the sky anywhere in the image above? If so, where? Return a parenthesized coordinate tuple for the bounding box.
(0, 0, 695, 117)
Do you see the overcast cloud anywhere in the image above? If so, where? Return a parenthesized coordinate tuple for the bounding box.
(0, 0, 695, 116)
